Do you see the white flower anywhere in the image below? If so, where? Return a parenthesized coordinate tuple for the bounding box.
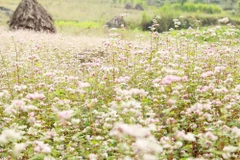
(78, 81, 90, 88)
(174, 141, 183, 149)
(214, 66, 226, 73)
(110, 123, 151, 138)
(143, 154, 157, 160)
(135, 138, 149, 150)
(0, 129, 22, 144)
(129, 88, 148, 96)
(223, 146, 238, 153)
(26, 92, 45, 100)
(71, 118, 81, 124)
(121, 100, 141, 109)
(13, 143, 27, 157)
(88, 154, 98, 160)
(14, 85, 27, 91)
(0, 90, 10, 98)
(58, 110, 74, 122)
(218, 17, 229, 24)
(34, 141, 51, 153)
(222, 153, 231, 159)
(0, 134, 8, 144)
(175, 130, 186, 140)
(4, 105, 17, 114)
(124, 156, 132, 160)
(134, 138, 162, 153)
(184, 133, 196, 142)
(231, 127, 240, 138)
(12, 100, 25, 108)
(204, 132, 218, 141)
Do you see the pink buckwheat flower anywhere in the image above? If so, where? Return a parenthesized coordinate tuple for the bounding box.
(12, 99, 25, 108)
(26, 92, 45, 100)
(200, 71, 214, 78)
(34, 141, 51, 153)
(214, 66, 226, 73)
(58, 110, 74, 122)
(231, 127, 240, 138)
(162, 75, 182, 85)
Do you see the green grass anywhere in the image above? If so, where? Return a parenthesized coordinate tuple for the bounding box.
(55, 21, 103, 29)
(0, 0, 146, 35)
(173, 2, 223, 14)
(1, 0, 240, 35)
(0, 0, 145, 21)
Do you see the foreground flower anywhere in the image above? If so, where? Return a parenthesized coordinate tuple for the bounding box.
(13, 143, 27, 157)
(162, 75, 182, 85)
(34, 141, 51, 153)
(26, 92, 45, 100)
(0, 129, 23, 144)
(134, 137, 163, 153)
(58, 110, 74, 122)
(110, 123, 152, 138)
(231, 127, 240, 138)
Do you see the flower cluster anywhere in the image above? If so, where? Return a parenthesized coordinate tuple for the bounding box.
(0, 25, 239, 159)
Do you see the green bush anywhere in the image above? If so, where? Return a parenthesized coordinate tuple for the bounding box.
(141, 11, 152, 30)
(140, 3, 227, 32)
(154, 13, 177, 32)
(173, 2, 222, 14)
(239, 0, 240, 13)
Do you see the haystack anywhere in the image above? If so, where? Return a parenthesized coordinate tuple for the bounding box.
(124, 3, 133, 10)
(9, 0, 56, 33)
(105, 16, 126, 28)
(134, 4, 144, 11)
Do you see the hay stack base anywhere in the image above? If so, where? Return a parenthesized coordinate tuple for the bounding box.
(9, 0, 56, 33)
(105, 16, 126, 28)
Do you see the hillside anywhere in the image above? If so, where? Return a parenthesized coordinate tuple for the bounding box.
(1, 0, 240, 35)
(0, 0, 145, 32)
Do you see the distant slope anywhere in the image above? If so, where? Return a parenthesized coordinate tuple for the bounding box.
(0, 0, 145, 31)
(0, 0, 143, 21)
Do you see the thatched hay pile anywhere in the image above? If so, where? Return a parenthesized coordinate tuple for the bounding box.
(9, 0, 56, 33)
(105, 16, 126, 28)
(123, 3, 144, 11)
(124, 3, 133, 10)
(134, 4, 144, 11)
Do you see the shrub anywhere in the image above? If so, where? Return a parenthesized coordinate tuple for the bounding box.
(239, 0, 240, 13)
(140, 3, 227, 32)
(173, 2, 222, 14)
(141, 11, 152, 30)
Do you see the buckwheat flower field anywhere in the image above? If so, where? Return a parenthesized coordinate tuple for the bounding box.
(0, 25, 240, 159)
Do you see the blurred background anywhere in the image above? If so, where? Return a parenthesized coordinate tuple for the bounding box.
(0, 0, 239, 35)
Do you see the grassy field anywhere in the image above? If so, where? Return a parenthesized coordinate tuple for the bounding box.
(0, 0, 240, 159)
(0, 0, 147, 36)
(1, 0, 240, 36)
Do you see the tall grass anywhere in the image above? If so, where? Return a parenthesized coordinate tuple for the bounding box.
(173, 2, 223, 14)
(140, 2, 240, 32)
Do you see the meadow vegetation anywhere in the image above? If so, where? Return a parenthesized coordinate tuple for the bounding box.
(0, 0, 240, 159)
(1, 0, 240, 35)
(0, 21, 240, 159)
